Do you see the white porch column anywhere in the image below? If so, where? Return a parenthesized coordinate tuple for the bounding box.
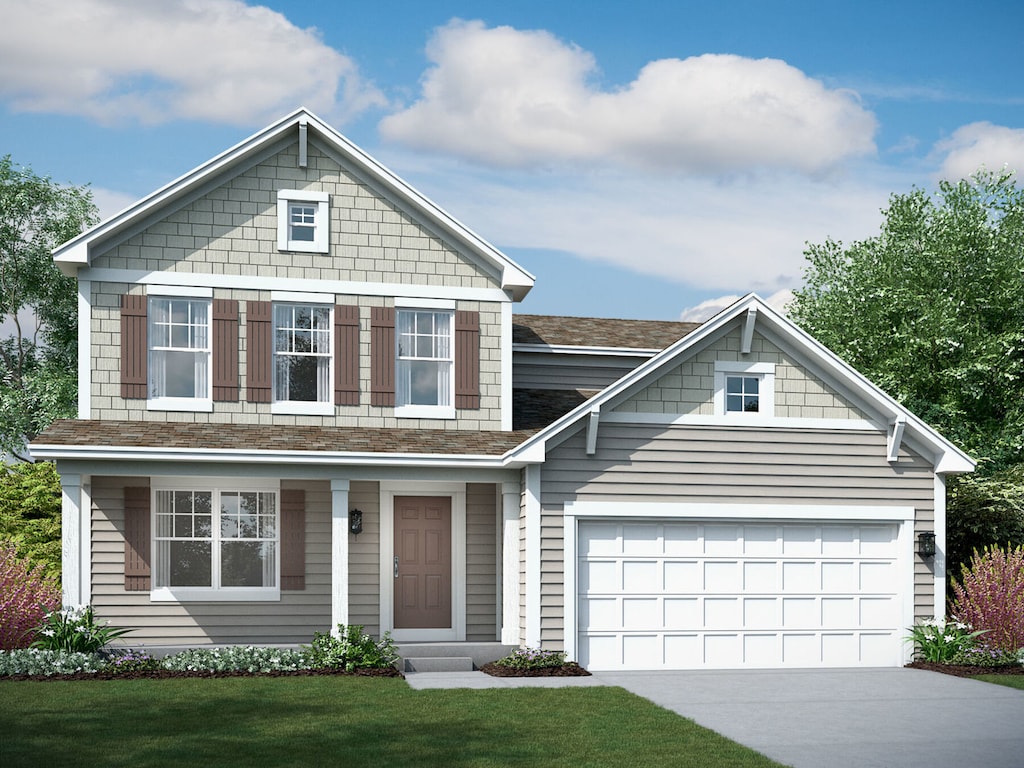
(933, 474, 947, 619)
(59, 472, 83, 607)
(524, 465, 541, 648)
(500, 481, 521, 644)
(330, 479, 351, 637)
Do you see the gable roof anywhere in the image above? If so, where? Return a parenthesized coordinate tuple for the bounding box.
(52, 108, 535, 301)
(513, 314, 698, 351)
(507, 294, 976, 474)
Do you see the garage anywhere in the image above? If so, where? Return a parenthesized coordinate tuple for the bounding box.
(575, 517, 910, 670)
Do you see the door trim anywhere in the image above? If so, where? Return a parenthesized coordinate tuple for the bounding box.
(379, 481, 466, 641)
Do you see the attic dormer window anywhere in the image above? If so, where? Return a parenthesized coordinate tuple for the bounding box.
(714, 361, 775, 417)
(277, 190, 329, 253)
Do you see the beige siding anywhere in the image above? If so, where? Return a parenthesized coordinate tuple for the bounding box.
(348, 481, 380, 635)
(89, 283, 504, 430)
(613, 328, 871, 420)
(536, 423, 937, 651)
(90, 476, 331, 646)
(466, 483, 498, 641)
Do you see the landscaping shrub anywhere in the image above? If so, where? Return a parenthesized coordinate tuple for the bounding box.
(494, 647, 568, 670)
(905, 618, 987, 662)
(950, 643, 1020, 668)
(950, 544, 1024, 654)
(161, 646, 310, 673)
(30, 605, 133, 654)
(0, 461, 63, 580)
(0, 648, 104, 676)
(0, 540, 60, 649)
(307, 624, 399, 671)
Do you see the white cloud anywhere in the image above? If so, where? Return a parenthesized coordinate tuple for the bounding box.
(679, 289, 795, 323)
(933, 122, 1024, 180)
(380, 19, 877, 175)
(0, 0, 386, 126)
(91, 188, 143, 221)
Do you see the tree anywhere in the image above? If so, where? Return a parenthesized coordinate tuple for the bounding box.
(0, 460, 62, 580)
(790, 170, 1024, 576)
(0, 156, 97, 460)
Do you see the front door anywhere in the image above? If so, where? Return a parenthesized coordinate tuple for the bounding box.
(393, 496, 452, 629)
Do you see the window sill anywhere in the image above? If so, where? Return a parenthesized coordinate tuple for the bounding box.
(150, 587, 281, 603)
(271, 401, 334, 416)
(279, 242, 328, 254)
(147, 398, 213, 412)
(395, 404, 456, 420)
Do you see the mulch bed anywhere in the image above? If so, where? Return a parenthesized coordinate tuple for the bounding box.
(479, 662, 590, 677)
(1, 667, 405, 683)
(906, 661, 1024, 678)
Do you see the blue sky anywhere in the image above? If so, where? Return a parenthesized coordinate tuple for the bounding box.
(2, 0, 1023, 320)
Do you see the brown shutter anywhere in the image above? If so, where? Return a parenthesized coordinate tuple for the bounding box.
(212, 298, 239, 402)
(124, 486, 151, 591)
(334, 305, 360, 406)
(370, 306, 395, 407)
(280, 489, 305, 591)
(455, 310, 480, 409)
(120, 294, 147, 399)
(246, 300, 272, 403)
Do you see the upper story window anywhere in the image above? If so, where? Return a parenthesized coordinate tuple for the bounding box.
(396, 307, 454, 418)
(273, 302, 333, 415)
(714, 361, 775, 417)
(149, 296, 212, 411)
(277, 190, 329, 253)
(151, 481, 279, 602)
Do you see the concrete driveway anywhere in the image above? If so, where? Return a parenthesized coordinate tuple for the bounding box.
(593, 668, 1024, 768)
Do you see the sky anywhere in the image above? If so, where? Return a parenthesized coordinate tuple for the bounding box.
(2, 0, 1023, 321)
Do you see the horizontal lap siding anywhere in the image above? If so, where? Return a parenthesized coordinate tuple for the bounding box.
(348, 481, 380, 635)
(538, 423, 938, 650)
(466, 483, 497, 641)
(90, 476, 331, 646)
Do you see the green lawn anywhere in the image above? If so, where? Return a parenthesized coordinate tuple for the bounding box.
(974, 674, 1024, 691)
(0, 676, 783, 768)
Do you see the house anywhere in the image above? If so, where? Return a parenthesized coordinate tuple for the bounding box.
(31, 109, 974, 671)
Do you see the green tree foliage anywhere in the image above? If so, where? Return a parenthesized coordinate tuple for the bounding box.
(0, 156, 97, 460)
(790, 170, 1024, 576)
(0, 461, 62, 580)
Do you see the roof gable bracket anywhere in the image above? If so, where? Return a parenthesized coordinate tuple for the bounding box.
(585, 407, 601, 455)
(298, 117, 308, 168)
(741, 306, 757, 354)
(887, 414, 907, 462)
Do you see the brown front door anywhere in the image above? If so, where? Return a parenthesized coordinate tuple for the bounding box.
(393, 496, 452, 629)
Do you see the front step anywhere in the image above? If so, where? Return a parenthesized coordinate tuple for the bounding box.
(403, 656, 474, 673)
(395, 642, 516, 672)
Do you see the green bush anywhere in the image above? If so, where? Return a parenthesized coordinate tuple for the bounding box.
(0, 648, 104, 676)
(950, 643, 1020, 667)
(905, 618, 987, 663)
(160, 646, 310, 673)
(494, 647, 567, 670)
(30, 605, 133, 653)
(0, 462, 62, 580)
(306, 624, 398, 671)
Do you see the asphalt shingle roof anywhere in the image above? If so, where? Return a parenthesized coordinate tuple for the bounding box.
(513, 314, 699, 350)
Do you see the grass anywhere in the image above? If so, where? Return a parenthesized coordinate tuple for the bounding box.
(973, 674, 1024, 691)
(0, 676, 783, 768)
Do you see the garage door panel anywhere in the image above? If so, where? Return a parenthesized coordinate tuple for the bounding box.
(578, 519, 905, 670)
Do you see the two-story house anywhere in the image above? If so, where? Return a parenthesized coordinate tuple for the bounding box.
(32, 109, 973, 670)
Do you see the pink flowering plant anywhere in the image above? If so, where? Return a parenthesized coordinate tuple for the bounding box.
(494, 647, 567, 670)
(30, 605, 133, 654)
(950, 544, 1024, 655)
(905, 618, 987, 663)
(0, 541, 60, 649)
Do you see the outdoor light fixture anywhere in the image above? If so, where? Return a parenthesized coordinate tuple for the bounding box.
(349, 509, 363, 536)
(918, 531, 936, 558)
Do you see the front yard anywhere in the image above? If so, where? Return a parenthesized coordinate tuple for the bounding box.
(0, 675, 784, 768)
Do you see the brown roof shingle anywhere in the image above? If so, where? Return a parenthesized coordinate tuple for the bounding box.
(513, 314, 698, 350)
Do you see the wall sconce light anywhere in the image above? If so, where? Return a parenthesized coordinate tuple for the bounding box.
(918, 531, 936, 558)
(349, 509, 363, 536)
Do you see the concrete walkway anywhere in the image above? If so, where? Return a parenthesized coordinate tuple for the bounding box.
(406, 667, 1024, 768)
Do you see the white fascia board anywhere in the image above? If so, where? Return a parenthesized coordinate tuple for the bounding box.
(29, 443, 512, 469)
(79, 267, 511, 304)
(511, 343, 661, 358)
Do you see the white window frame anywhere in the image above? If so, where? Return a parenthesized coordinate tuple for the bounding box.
(713, 361, 775, 417)
(395, 302, 456, 419)
(147, 293, 213, 412)
(277, 190, 329, 253)
(150, 477, 281, 603)
(270, 295, 334, 416)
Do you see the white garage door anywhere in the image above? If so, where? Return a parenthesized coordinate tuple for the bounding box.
(577, 519, 906, 670)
